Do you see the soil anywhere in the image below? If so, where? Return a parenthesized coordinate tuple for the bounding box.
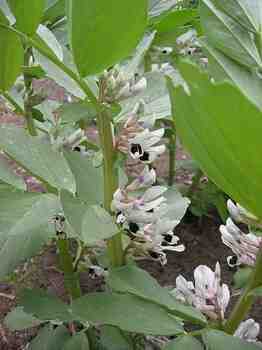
(0, 86, 261, 349)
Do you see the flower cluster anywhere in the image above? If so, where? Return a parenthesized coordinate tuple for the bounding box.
(103, 67, 146, 103)
(112, 166, 185, 265)
(172, 262, 230, 320)
(220, 201, 262, 267)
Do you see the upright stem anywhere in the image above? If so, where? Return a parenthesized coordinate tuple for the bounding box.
(97, 80, 124, 267)
(23, 46, 37, 136)
(57, 236, 81, 300)
(224, 248, 262, 334)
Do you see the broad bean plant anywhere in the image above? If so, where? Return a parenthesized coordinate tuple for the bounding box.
(0, 0, 261, 349)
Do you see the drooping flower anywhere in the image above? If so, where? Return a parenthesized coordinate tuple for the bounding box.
(220, 218, 262, 267)
(234, 319, 260, 343)
(227, 200, 262, 229)
(172, 262, 230, 320)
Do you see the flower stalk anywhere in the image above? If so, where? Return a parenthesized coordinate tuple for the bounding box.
(224, 247, 262, 334)
(97, 79, 124, 267)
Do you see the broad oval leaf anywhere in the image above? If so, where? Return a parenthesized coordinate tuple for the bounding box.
(107, 265, 206, 326)
(163, 335, 203, 350)
(72, 292, 184, 336)
(60, 190, 117, 245)
(0, 125, 75, 192)
(63, 150, 103, 205)
(4, 307, 42, 331)
(42, 0, 65, 25)
(68, 0, 148, 76)
(173, 62, 262, 219)
(0, 25, 23, 91)
(8, 0, 45, 35)
(0, 190, 60, 278)
(29, 325, 71, 350)
(63, 333, 90, 350)
(203, 330, 262, 350)
(200, 0, 262, 69)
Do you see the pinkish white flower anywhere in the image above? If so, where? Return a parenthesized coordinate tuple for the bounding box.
(173, 262, 230, 320)
(220, 218, 262, 267)
(227, 200, 262, 229)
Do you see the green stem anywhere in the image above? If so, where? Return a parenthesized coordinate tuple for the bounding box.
(97, 81, 124, 267)
(57, 237, 81, 300)
(23, 46, 37, 136)
(224, 248, 262, 334)
(187, 168, 203, 197)
(255, 29, 262, 61)
(1, 91, 25, 115)
(168, 130, 176, 187)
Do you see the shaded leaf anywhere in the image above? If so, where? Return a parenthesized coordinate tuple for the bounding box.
(100, 326, 133, 350)
(63, 333, 90, 350)
(4, 307, 42, 331)
(0, 156, 25, 190)
(0, 125, 75, 192)
(72, 292, 184, 335)
(233, 267, 253, 289)
(43, 0, 65, 25)
(29, 325, 70, 350)
(107, 265, 206, 325)
(248, 286, 262, 297)
(154, 9, 198, 32)
(59, 102, 96, 124)
(163, 335, 203, 350)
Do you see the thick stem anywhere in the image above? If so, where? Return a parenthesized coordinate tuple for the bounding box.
(168, 131, 176, 187)
(224, 248, 262, 334)
(187, 168, 203, 198)
(23, 47, 37, 136)
(97, 81, 124, 267)
(57, 237, 81, 300)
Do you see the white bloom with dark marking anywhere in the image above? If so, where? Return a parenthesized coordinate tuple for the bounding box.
(234, 319, 260, 343)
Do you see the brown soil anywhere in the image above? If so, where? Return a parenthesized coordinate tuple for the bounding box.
(0, 88, 261, 349)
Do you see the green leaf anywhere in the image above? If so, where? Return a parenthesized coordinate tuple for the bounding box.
(200, 0, 262, 69)
(59, 102, 96, 124)
(60, 190, 117, 245)
(0, 190, 60, 278)
(63, 151, 103, 204)
(233, 267, 253, 289)
(4, 307, 42, 331)
(164, 185, 190, 222)
(68, 0, 148, 76)
(0, 156, 25, 190)
(163, 335, 203, 350)
(0, 125, 75, 192)
(19, 289, 73, 322)
(0, 25, 23, 91)
(173, 62, 262, 219)
(72, 292, 184, 336)
(212, 0, 262, 33)
(248, 286, 262, 297)
(63, 333, 90, 350)
(203, 330, 262, 350)
(107, 265, 206, 326)
(29, 325, 71, 350)
(149, 0, 177, 20)
(43, 0, 65, 25)
(154, 9, 198, 33)
(100, 326, 133, 350)
(0, 0, 15, 24)
(202, 39, 262, 111)
(8, 0, 45, 35)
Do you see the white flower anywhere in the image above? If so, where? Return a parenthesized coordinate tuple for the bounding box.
(173, 262, 230, 320)
(220, 218, 262, 267)
(126, 166, 156, 192)
(234, 319, 260, 343)
(129, 128, 166, 163)
(227, 200, 262, 228)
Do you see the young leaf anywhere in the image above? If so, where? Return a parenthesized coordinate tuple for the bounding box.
(63, 333, 90, 350)
(8, 0, 45, 35)
(63, 150, 103, 205)
(42, 0, 65, 25)
(68, 0, 148, 76)
(59, 102, 96, 124)
(173, 62, 262, 219)
(60, 190, 117, 245)
(0, 156, 25, 190)
(0, 191, 60, 279)
(4, 307, 42, 331)
(203, 330, 262, 350)
(154, 9, 199, 33)
(71, 292, 184, 336)
(107, 265, 206, 326)
(163, 335, 203, 350)
(19, 289, 73, 322)
(0, 125, 75, 192)
(0, 25, 23, 91)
